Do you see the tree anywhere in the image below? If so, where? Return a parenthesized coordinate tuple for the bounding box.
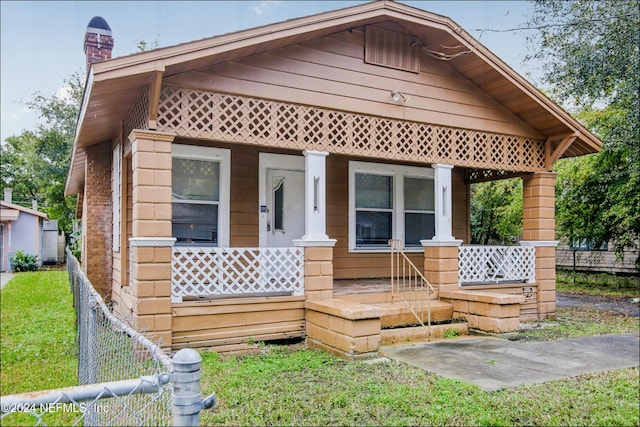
(526, 0, 640, 266)
(470, 178, 523, 245)
(0, 71, 84, 235)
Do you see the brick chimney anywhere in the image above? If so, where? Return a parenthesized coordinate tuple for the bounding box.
(84, 16, 113, 72)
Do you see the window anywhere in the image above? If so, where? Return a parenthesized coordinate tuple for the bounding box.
(172, 145, 230, 246)
(570, 239, 608, 251)
(112, 143, 121, 251)
(355, 173, 393, 247)
(349, 161, 434, 251)
(404, 177, 435, 246)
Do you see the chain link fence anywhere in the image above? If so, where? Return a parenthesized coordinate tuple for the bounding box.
(0, 249, 214, 426)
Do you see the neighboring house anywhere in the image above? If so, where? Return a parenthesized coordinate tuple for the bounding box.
(0, 189, 48, 272)
(65, 2, 602, 358)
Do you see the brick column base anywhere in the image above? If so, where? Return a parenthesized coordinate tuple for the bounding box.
(130, 238, 175, 349)
(422, 240, 462, 291)
(294, 240, 336, 300)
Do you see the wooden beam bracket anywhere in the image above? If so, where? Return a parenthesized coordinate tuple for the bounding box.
(148, 69, 164, 130)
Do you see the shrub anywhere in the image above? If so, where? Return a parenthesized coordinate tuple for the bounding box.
(10, 250, 38, 272)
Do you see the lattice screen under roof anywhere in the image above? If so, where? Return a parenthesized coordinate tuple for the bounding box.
(155, 87, 546, 172)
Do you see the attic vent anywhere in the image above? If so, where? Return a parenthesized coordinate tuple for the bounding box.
(365, 26, 419, 73)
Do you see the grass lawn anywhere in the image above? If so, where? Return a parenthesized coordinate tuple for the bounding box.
(1, 270, 77, 394)
(1, 270, 638, 426)
(200, 347, 638, 426)
(1, 270, 78, 426)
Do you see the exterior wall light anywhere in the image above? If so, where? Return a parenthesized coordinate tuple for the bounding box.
(391, 90, 408, 104)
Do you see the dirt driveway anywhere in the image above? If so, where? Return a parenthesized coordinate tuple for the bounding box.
(557, 292, 639, 317)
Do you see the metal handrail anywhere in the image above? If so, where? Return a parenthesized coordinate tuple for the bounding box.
(389, 239, 433, 341)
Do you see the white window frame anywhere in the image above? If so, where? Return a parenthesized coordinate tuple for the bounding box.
(172, 144, 231, 247)
(348, 161, 434, 253)
(112, 143, 121, 252)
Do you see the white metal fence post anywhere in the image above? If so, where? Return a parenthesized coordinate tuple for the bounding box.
(171, 348, 215, 426)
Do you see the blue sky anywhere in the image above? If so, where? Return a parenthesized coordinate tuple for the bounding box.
(0, 1, 539, 144)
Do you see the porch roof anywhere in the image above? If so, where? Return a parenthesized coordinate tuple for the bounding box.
(66, 0, 603, 196)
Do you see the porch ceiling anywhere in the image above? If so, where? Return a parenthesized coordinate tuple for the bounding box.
(66, 0, 602, 196)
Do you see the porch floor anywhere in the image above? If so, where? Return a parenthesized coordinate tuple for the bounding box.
(333, 278, 393, 294)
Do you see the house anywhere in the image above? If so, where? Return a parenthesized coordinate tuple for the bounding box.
(556, 240, 639, 275)
(65, 1, 602, 358)
(1, 188, 48, 272)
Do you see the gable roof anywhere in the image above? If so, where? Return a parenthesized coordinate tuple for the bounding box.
(0, 201, 48, 221)
(66, 0, 602, 195)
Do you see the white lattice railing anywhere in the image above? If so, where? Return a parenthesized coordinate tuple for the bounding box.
(459, 245, 536, 285)
(171, 247, 304, 302)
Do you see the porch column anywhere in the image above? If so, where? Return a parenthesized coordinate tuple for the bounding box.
(301, 150, 330, 241)
(293, 150, 336, 300)
(128, 130, 176, 349)
(422, 164, 462, 290)
(520, 171, 559, 320)
(432, 164, 454, 241)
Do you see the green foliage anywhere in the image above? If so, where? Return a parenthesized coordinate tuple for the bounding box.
(527, 0, 640, 268)
(68, 227, 82, 261)
(0, 71, 83, 236)
(470, 178, 522, 245)
(556, 270, 640, 296)
(136, 35, 160, 52)
(443, 328, 461, 338)
(9, 250, 38, 272)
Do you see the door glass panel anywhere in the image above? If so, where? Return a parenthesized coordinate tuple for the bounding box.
(273, 177, 285, 231)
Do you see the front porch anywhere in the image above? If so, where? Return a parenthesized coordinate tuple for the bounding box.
(165, 242, 543, 357)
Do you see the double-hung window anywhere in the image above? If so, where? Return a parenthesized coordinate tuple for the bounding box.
(349, 161, 434, 251)
(172, 145, 230, 247)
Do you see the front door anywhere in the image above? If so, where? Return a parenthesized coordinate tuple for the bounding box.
(266, 169, 305, 247)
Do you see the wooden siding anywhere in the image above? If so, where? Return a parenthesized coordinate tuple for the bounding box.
(452, 167, 469, 243)
(166, 142, 471, 280)
(171, 296, 305, 350)
(164, 28, 541, 139)
(111, 157, 134, 317)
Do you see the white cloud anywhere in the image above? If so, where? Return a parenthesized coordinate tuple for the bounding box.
(252, 1, 281, 15)
(55, 85, 75, 105)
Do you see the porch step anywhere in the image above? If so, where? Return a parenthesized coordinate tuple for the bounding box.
(380, 321, 469, 345)
(335, 290, 439, 304)
(373, 300, 454, 328)
(332, 296, 454, 327)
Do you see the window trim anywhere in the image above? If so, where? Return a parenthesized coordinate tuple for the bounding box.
(348, 161, 434, 253)
(171, 144, 230, 247)
(112, 143, 121, 252)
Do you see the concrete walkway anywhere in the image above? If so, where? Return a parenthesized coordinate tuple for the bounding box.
(381, 333, 640, 391)
(1, 272, 14, 290)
